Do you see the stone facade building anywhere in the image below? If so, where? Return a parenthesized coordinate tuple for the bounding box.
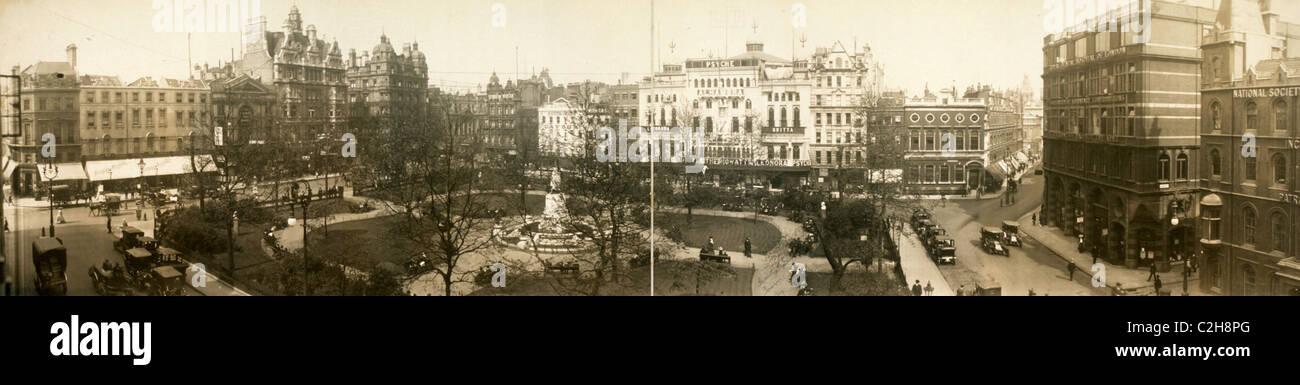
(1197, 0, 1300, 295)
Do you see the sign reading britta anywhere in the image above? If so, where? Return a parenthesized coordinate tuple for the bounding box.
(1233, 86, 1300, 98)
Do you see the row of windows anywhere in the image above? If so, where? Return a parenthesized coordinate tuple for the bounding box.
(693, 77, 752, 89)
(1048, 106, 1139, 136)
(905, 164, 970, 184)
(1045, 62, 1139, 100)
(84, 91, 205, 104)
(908, 130, 983, 152)
(83, 136, 182, 156)
(1209, 100, 1290, 133)
(815, 75, 863, 88)
(1207, 149, 1290, 186)
(21, 97, 74, 111)
(84, 109, 205, 130)
(815, 112, 857, 127)
(1208, 206, 1292, 254)
(692, 99, 752, 110)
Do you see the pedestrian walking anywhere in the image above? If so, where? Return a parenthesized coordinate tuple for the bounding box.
(744, 237, 752, 258)
(1154, 275, 1163, 296)
(1032, 213, 1038, 226)
(1067, 261, 1077, 280)
(1147, 262, 1157, 282)
(957, 284, 966, 296)
(924, 281, 934, 296)
(107, 215, 112, 233)
(911, 280, 922, 296)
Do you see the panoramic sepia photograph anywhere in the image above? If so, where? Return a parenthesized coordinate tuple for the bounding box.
(2, 0, 1298, 297)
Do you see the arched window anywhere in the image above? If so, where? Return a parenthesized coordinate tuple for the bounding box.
(1246, 101, 1258, 130)
(1245, 156, 1257, 181)
(1272, 212, 1289, 253)
(1241, 263, 1257, 295)
(780, 107, 788, 128)
(1274, 100, 1287, 131)
(745, 99, 752, 109)
(1210, 148, 1221, 176)
(768, 107, 775, 128)
(1176, 153, 1189, 179)
(731, 117, 739, 133)
(705, 117, 713, 133)
(1158, 153, 1171, 180)
(1206, 101, 1216, 130)
(1274, 153, 1287, 185)
(793, 107, 801, 128)
(1244, 206, 1257, 245)
(693, 100, 699, 109)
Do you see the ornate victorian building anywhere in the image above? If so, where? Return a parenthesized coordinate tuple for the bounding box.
(1041, 0, 1216, 271)
(346, 34, 428, 124)
(237, 7, 347, 146)
(7, 44, 82, 196)
(1197, 0, 1300, 295)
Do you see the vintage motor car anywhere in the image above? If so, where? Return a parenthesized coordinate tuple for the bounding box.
(980, 227, 1009, 256)
(928, 235, 957, 264)
(916, 219, 937, 241)
(89, 260, 136, 296)
(148, 265, 186, 296)
(114, 226, 147, 254)
(32, 237, 68, 296)
(1001, 220, 1022, 247)
(932, 244, 957, 265)
(910, 211, 932, 230)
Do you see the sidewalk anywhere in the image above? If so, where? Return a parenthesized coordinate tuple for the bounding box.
(1017, 209, 1207, 296)
(894, 227, 954, 296)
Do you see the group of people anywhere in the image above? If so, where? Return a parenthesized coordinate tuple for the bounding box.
(910, 280, 935, 296)
(705, 235, 754, 258)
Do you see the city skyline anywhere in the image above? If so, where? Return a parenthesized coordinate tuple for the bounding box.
(3, 0, 1083, 94)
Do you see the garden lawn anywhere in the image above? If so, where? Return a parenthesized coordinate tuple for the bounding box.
(657, 213, 782, 255)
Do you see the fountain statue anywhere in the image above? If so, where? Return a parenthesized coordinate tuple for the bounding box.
(494, 167, 602, 254)
(540, 167, 568, 233)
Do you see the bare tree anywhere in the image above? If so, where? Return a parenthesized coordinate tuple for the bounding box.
(352, 113, 496, 296)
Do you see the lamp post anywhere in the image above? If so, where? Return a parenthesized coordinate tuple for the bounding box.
(292, 181, 312, 295)
(136, 158, 145, 221)
(39, 159, 58, 237)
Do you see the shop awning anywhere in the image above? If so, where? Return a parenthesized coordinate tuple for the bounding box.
(49, 162, 89, 181)
(1016, 151, 1029, 164)
(985, 164, 1007, 182)
(2, 157, 16, 178)
(85, 155, 215, 182)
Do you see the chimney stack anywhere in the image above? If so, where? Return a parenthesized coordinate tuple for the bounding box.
(66, 44, 77, 69)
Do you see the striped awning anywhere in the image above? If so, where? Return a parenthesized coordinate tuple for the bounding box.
(85, 155, 215, 182)
(48, 162, 89, 181)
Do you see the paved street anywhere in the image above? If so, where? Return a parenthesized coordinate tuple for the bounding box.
(5, 198, 249, 296)
(928, 170, 1108, 296)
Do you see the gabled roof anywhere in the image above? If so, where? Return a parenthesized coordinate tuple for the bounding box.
(79, 75, 122, 86)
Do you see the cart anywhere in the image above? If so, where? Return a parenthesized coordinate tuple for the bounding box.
(1001, 220, 1022, 247)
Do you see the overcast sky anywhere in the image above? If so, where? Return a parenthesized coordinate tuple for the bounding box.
(4, 0, 1283, 95)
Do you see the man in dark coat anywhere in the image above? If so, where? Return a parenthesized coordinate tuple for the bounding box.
(1153, 275, 1163, 296)
(911, 280, 923, 296)
(1147, 262, 1157, 281)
